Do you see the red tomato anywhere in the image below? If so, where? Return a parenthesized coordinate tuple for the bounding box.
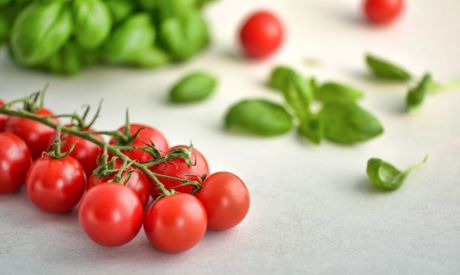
(62, 129, 103, 177)
(79, 183, 143, 247)
(109, 123, 169, 163)
(0, 133, 32, 194)
(195, 172, 250, 231)
(0, 100, 7, 132)
(26, 155, 86, 213)
(363, 0, 403, 24)
(5, 108, 59, 159)
(239, 10, 284, 59)
(150, 145, 209, 196)
(144, 193, 207, 253)
(87, 163, 151, 207)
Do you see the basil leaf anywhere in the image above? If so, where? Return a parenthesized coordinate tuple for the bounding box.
(160, 10, 209, 61)
(169, 71, 217, 103)
(11, 1, 73, 66)
(105, 0, 135, 23)
(367, 156, 428, 191)
(319, 101, 383, 144)
(366, 54, 412, 81)
(315, 81, 364, 103)
(225, 99, 293, 136)
(298, 116, 323, 144)
(129, 47, 169, 68)
(406, 73, 432, 112)
(43, 42, 85, 75)
(281, 73, 314, 120)
(73, 0, 112, 50)
(267, 66, 295, 91)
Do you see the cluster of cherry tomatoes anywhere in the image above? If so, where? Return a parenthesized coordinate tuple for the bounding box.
(0, 98, 250, 253)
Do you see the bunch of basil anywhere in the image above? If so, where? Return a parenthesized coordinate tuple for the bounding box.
(0, 0, 216, 75)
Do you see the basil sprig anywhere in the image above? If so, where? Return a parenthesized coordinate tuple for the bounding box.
(367, 156, 428, 191)
(366, 54, 412, 81)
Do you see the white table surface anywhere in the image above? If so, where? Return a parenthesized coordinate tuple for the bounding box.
(1, 0, 460, 274)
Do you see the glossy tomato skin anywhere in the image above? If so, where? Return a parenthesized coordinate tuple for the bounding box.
(239, 10, 284, 59)
(0, 100, 7, 132)
(109, 123, 169, 163)
(62, 128, 103, 177)
(150, 145, 209, 196)
(0, 133, 32, 193)
(144, 193, 207, 253)
(5, 108, 59, 159)
(79, 183, 143, 247)
(363, 0, 403, 24)
(195, 172, 250, 231)
(87, 163, 151, 208)
(26, 155, 86, 213)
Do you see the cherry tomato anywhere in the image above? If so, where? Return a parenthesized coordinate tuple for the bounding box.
(150, 145, 209, 196)
(26, 155, 86, 213)
(87, 162, 151, 208)
(5, 108, 59, 159)
(144, 193, 207, 253)
(79, 183, 143, 247)
(363, 0, 403, 24)
(0, 100, 7, 132)
(0, 133, 32, 194)
(62, 128, 103, 177)
(239, 10, 284, 59)
(109, 123, 169, 163)
(195, 172, 250, 231)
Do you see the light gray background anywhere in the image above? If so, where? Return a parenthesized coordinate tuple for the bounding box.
(1, 0, 459, 274)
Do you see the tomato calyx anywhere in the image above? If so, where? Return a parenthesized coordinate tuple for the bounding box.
(45, 126, 76, 159)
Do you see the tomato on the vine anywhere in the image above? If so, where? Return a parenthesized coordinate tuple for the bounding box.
(144, 193, 207, 253)
(110, 123, 169, 163)
(239, 10, 284, 59)
(79, 183, 143, 247)
(150, 145, 209, 195)
(196, 172, 250, 231)
(62, 128, 103, 177)
(0, 100, 8, 132)
(26, 155, 86, 213)
(0, 133, 32, 194)
(363, 0, 403, 25)
(5, 108, 59, 159)
(87, 162, 151, 207)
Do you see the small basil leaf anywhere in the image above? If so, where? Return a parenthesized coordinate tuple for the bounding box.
(267, 66, 296, 91)
(281, 73, 314, 120)
(366, 54, 412, 81)
(169, 71, 217, 103)
(315, 81, 364, 103)
(225, 99, 293, 136)
(319, 101, 383, 144)
(43, 42, 84, 75)
(73, 0, 112, 49)
(406, 73, 432, 112)
(105, 0, 135, 23)
(367, 156, 428, 191)
(298, 116, 323, 144)
(129, 47, 169, 68)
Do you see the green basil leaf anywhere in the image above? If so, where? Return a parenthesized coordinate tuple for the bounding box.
(43, 42, 84, 75)
(195, 0, 217, 8)
(406, 73, 432, 112)
(105, 0, 135, 23)
(365, 54, 412, 81)
(281, 73, 314, 120)
(169, 71, 218, 103)
(160, 10, 209, 61)
(11, 1, 73, 65)
(129, 47, 170, 68)
(367, 156, 428, 191)
(0, 15, 9, 45)
(298, 116, 323, 144)
(319, 100, 383, 144)
(156, 0, 197, 19)
(73, 0, 112, 49)
(0, 0, 11, 8)
(103, 13, 155, 65)
(225, 99, 293, 136)
(315, 81, 364, 103)
(267, 66, 296, 91)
